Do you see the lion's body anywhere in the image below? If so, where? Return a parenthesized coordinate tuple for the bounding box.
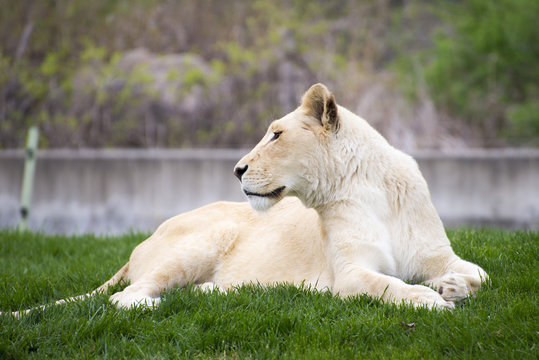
(124, 198, 329, 296)
(8, 83, 488, 317)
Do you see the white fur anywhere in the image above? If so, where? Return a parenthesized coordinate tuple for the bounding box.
(235, 83, 488, 309)
(7, 84, 488, 317)
(244, 194, 275, 212)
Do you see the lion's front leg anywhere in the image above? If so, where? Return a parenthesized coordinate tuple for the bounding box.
(333, 265, 453, 309)
(424, 257, 488, 303)
(323, 214, 452, 309)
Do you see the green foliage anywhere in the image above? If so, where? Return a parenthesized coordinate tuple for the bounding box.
(182, 67, 205, 90)
(0, 229, 537, 358)
(421, 0, 539, 143)
(1, 0, 399, 149)
(507, 102, 539, 144)
(2, 0, 538, 148)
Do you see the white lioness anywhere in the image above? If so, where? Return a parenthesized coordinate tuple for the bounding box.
(9, 83, 487, 317)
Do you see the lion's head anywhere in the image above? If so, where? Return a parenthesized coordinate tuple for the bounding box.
(234, 83, 341, 211)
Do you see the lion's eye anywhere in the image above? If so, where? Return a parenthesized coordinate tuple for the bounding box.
(270, 131, 282, 141)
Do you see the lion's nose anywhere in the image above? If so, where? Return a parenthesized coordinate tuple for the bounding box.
(234, 164, 248, 181)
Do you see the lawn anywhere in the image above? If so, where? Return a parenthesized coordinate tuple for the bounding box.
(0, 229, 537, 359)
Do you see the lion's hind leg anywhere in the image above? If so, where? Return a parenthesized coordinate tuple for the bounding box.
(109, 220, 240, 309)
(109, 279, 162, 309)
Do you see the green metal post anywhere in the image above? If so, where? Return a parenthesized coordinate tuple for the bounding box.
(19, 126, 39, 232)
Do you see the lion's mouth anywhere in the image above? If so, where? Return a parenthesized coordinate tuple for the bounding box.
(244, 186, 286, 198)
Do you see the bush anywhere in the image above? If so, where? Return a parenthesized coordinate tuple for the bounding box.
(2, 0, 537, 148)
(422, 0, 539, 145)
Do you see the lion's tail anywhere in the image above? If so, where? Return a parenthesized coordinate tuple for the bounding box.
(4, 263, 129, 319)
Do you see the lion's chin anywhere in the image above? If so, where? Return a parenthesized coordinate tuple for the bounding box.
(242, 185, 287, 212)
(246, 195, 281, 212)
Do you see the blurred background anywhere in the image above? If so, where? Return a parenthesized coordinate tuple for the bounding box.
(1, 0, 538, 233)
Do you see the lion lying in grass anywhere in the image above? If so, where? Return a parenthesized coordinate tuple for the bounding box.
(8, 83, 487, 317)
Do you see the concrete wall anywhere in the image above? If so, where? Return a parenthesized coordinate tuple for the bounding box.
(0, 149, 538, 234)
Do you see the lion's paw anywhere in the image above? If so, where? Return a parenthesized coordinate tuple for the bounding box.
(196, 282, 226, 293)
(404, 284, 454, 310)
(432, 273, 471, 303)
(109, 290, 161, 309)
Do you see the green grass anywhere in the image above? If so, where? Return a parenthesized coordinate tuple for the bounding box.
(0, 229, 537, 359)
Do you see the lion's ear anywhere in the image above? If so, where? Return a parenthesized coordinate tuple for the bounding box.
(301, 83, 339, 133)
